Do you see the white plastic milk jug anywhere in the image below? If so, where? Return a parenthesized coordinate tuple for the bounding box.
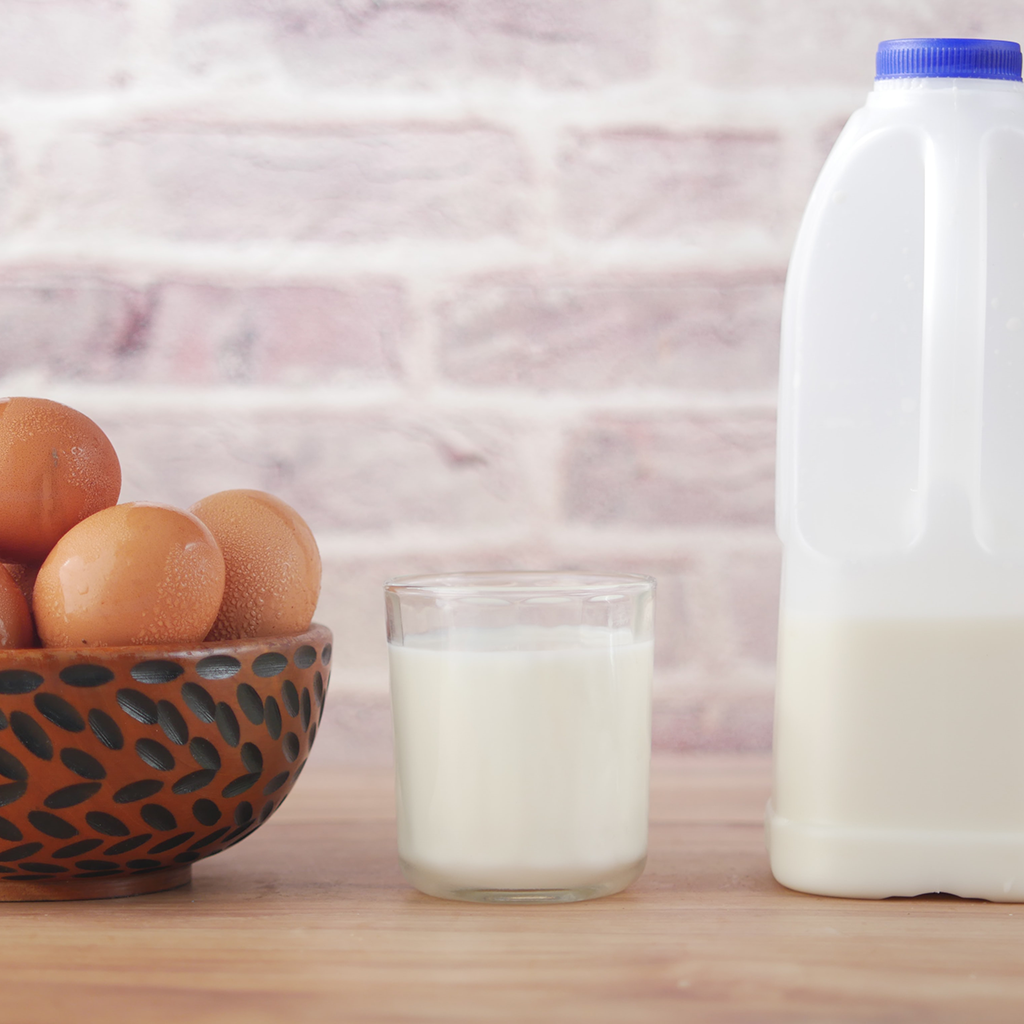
(770, 37, 1024, 901)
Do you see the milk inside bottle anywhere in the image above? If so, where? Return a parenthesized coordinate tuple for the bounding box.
(769, 38, 1024, 901)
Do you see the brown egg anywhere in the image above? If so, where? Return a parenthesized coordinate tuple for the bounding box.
(2, 562, 38, 606)
(190, 489, 321, 641)
(0, 564, 34, 648)
(33, 502, 226, 648)
(0, 397, 121, 564)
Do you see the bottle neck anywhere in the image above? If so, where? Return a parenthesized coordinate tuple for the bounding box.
(872, 76, 1024, 94)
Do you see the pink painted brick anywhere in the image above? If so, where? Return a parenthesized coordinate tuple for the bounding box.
(559, 131, 783, 239)
(653, 689, 773, 752)
(171, 0, 653, 89)
(722, 544, 781, 665)
(104, 409, 531, 533)
(318, 546, 546, 676)
(0, 0, 130, 92)
(564, 412, 776, 527)
(37, 127, 529, 241)
(142, 281, 407, 385)
(438, 272, 783, 391)
(665, 0, 1024, 88)
(0, 278, 148, 380)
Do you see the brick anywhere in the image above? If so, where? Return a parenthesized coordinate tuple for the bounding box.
(0, 0, 129, 92)
(315, 692, 393, 765)
(317, 546, 546, 679)
(559, 131, 783, 239)
(653, 689, 773, 752)
(438, 272, 782, 391)
(0, 278, 147, 380)
(104, 409, 531, 533)
(564, 412, 776, 527)
(142, 282, 407, 385)
(171, 0, 653, 89)
(36, 127, 529, 241)
(663, 0, 1024, 88)
(722, 543, 781, 665)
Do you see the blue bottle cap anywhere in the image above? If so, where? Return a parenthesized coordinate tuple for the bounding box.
(876, 38, 1022, 81)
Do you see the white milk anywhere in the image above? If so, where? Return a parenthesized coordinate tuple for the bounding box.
(770, 615, 1024, 900)
(389, 625, 652, 897)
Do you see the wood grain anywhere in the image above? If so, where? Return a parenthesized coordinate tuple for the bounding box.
(0, 755, 1022, 1023)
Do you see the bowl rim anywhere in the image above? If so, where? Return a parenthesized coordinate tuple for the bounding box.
(0, 621, 332, 662)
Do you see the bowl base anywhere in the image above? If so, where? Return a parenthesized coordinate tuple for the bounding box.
(0, 864, 191, 902)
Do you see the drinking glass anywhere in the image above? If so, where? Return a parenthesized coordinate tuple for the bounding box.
(385, 571, 655, 903)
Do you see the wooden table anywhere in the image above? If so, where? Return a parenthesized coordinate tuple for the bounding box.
(1, 756, 1023, 1023)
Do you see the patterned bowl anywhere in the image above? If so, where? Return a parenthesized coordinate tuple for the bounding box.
(0, 623, 331, 901)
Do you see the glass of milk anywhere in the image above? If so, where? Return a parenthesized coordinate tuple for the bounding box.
(385, 571, 655, 904)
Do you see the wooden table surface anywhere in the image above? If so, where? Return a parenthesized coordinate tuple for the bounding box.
(1, 755, 1023, 1023)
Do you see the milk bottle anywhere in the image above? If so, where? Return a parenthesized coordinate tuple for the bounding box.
(769, 38, 1024, 900)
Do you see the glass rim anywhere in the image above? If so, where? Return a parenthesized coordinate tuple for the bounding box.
(384, 570, 655, 598)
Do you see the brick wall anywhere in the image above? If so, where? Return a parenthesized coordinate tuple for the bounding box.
(2, 1, 1023, 760)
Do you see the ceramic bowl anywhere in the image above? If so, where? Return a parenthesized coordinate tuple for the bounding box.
(0, 623, 331, 901)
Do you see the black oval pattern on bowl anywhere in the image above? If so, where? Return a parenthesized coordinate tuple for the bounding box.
(88, 709, 124, 750)
(189, 826, 230, 851)
(321, 644, 332, 664)
(240, 743, 263, 774)
(148, 832, 193, 853)
(86, 811, 130, 837)
(259, 800, 275, 823)
(45, 783, 102, 809)
(0, 842, 41, 861)
(135, 738, 175, 772)
(224, 822, 254, 843)
(60, 747, 106, 780)
(76, 859, 118, 872)
(188, 737, 221, 771)
(264, 696, 282, 740)
(0, 709, 7, 730)
(172, 770, 217, 795)
(215, 703, 240, 747)
(307, 723, 316, 748)
(10, 712, 52, 761)
(181, 682, 216, 723)
(54, 839, 103, 858)
(294, 646, 317, 669)
(157, 701, 189, 746)
(0, 747, 28, 782)
(263, 772, 289, 797)
(236, 684, 264, 725)
(253, 653, 288, 678)
(33, 693, 85, 732)
(313, 672, 324, 706)
(280, 680, 299, 718)
(221, 774, 260, 798)
(20, 862, 66, 874)
(192, 799, 221, 826)
(196, 656, 241, 680)
(282, 733, 299, 763)
(28, 811, 77, 839)
(104, 834, 151, 855)
(141, 804, 176, 832)
(300, 688, 311, 730)
(126, 858, 160, 871)
(116, 689, 158, 726)
(113, 779, 163, 804)
(234, 801, 253, 825)
(131, 661, 183, 685)
(0, 670, 43, 695)
(0, 782, 26, 807)
(0, 816, 21, 842)
(59, 664, 114, 688)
